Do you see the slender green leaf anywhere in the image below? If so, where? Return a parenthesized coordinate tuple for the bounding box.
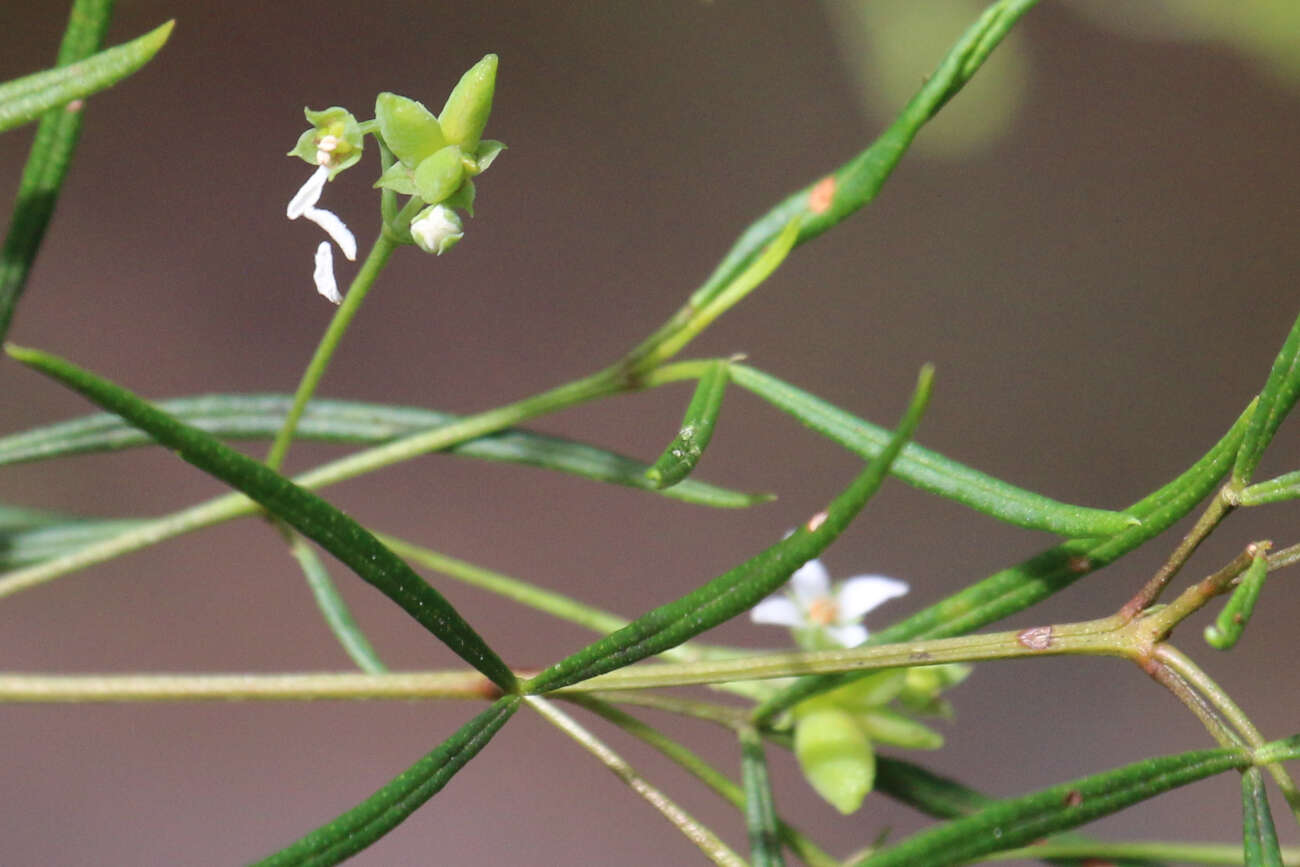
(1239, 470, 1300, 507)
(682, 0, 1039, 311)
(855, 746, 1253, 867)
(0, 20, 172, 135)
(8, 345, 517, 692)
(0, 394, 770, 509)
(756, 401, 1254, 722)
(1234, 310, 1300, 486)
(646, 361, 729, 489)
(0, 0, 116, 342)
(1243, 767, 1284, 867)
(1205, 549, 1269, 651)
(874, 756, 1167, 866)
(288, 535, 387, 673)
(525, 365, 932, 694)
(731, 364, 1136, 537)
(254, 696, 518, 867)
(740, 728, 787, 867)
(0, 504, 142, 570)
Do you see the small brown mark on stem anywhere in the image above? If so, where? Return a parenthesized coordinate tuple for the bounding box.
(805, 510, 828, 532)
(1067, 555, 1091, 574)
(1063, 789, 1083, 807)
(909, 649, 933, 662)
(809, 176, 835, 214)
(65, 99, 85, 113)
(1016, 625, 1053, 651)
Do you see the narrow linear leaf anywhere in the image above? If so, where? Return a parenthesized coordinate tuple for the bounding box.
(740, 729, 787, 867)
(1234, 309, 1300, 485)
(1243, 767, 1284, 867)
(0, 0, 116, 342)
(855, 746, 1253, 867)
(756, 401, 1253, 722)
(254, 696, 518, 867)
(874, 756, 1168, 867)
(288, 535, 387, 673)
(0, 505, 142, 570)
(0, 394, 770, 509)
(731, 363, 1136, 537)
(1239, 470, 1300, 507)
(646, 361, 729, 489)
(0, 20, 173, 135)
(525, 366, 932, 694)
(684, 0, 1039, 310)
(1205, 549, 1269, 651)
(7, 345, 517, 693)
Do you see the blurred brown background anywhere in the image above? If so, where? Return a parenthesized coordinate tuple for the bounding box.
(1, 1, 1297, 864)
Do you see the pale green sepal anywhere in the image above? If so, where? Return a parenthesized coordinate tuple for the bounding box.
(859, 708, 945, 750)
(439, 54, 497, 150)
(794, 707, 874, 814)
(375, 91, 446, 167)
(288, 106, 363, 177)
(473, 139, 507, 173)
(373, 160, 417, 196)
(442, 179, 476, 216)
(413, 145, 466, 205)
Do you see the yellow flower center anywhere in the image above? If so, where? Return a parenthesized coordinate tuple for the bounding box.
(806, 596, 839, 626)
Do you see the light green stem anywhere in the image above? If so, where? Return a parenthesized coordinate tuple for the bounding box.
(977, 840, 1300, 865)
(265, 232, 398, 470)
(0, 670, 495, 701)
(525, 695, 747, 867)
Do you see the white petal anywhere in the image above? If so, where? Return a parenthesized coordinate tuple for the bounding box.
(312, 241, 342, 304)
(303, 206, 357, 260)
(789, 559, 832, 604)
(287, 164, 329, 219)
(835, 575, 909, 622)
(750, 596, 804, 627)
(824, 623, 870, 648)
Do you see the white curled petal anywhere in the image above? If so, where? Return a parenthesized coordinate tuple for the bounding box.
(303, 206, 357, 260)
(835, 575, 909, 621)
(750, 596, 804, 627)
(312, 241, 342, 304)
(287, 165, 329, 219)
(789, 559, 832, 604)
(825, 623, 870, 648)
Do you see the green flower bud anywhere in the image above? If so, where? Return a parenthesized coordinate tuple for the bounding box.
(410, 204, 463, 255)
(413, 145, 466, 205)
(439, 54, 497, 151)
(859, 708, 944, 750)
(375, 92, 446, 168)
(794, 707, 874, 814)
(287, 106, 363, 177)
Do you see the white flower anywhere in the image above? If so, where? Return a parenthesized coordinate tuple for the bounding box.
(410, 204, 464, 255)
(287, 161, 357, 304)
(751, 558, 908, 648)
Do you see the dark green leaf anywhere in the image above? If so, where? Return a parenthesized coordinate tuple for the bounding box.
(0, 20, 172, 135)
(524, 366, 932, 694)
(1234, 310, 1300, 486)
(646, 361, 729, 489)
(731, 364, 1136, 537)
(755, 401, 1253, 722)
(0, 0, 116, 341)
(740, 728, 787, 867)
(855, 746, 1253, 867)
(1243, 767, 1284, 867)
(254, 696, 518, 867)
(0, 394, 770, 509)
(8, 345, 517, 693)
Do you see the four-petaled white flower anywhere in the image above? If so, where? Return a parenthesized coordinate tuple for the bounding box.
(751, 558, 908, 648)
(287, 138, 358, 304)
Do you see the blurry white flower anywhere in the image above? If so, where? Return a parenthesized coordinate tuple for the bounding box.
(287, 162, 357, 304)
(751, 558, 908, 648)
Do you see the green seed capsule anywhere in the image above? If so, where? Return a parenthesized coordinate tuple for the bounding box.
(439, 54, 497, 151)
(1205, 547, 1269, 651)
(794, 707, 874, 814)
(375, 92, 446, 168)
(413, 145, 466, 206)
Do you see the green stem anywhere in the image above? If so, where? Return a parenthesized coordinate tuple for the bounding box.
(265, 232, 398, 470)
(1120, 485, 1235, 620)
(1157, 644, 1300, 824)
(0, 670, 497, 701)
(525, 696, 747, 867)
